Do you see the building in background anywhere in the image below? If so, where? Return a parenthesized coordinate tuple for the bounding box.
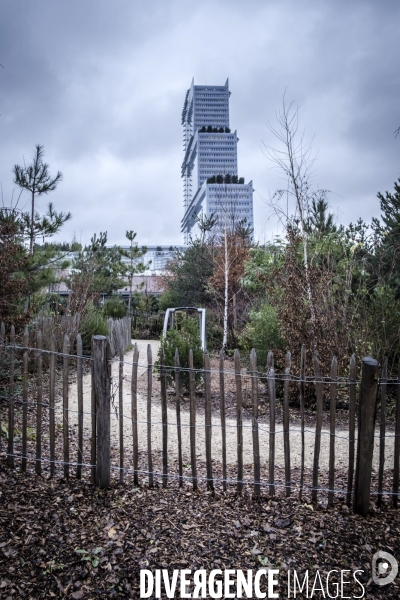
(48, 244, 185, 301)
(119, 244, 186, 274)
(181, 78, 254, 242)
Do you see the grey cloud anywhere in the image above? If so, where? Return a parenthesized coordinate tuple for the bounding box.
(0, 0, 399, 247)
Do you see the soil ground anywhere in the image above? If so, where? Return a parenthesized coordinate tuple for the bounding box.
(0, 465, 399, 598)
(1, 340, 399, 599)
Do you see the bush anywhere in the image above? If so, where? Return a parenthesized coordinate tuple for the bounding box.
(103, 296, 126, 319)
(158, 314, 203, 391)
(80, 302, 108, 353)
(158, 289, 181, 311)
(240, 302, 284, 368)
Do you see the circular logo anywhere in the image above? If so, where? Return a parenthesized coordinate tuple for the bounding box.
(372, 551, 398, 586)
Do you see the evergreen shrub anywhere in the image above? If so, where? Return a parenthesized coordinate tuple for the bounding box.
(103, 296, 126, 319)
(158, 314, 203, 391)
(80, 302, 108, 353)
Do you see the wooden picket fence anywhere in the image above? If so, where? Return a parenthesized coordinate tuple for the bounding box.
(107, 316, 132, 357)
(0, 323, 399, 517)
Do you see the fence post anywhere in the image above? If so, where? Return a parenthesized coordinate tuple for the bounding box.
(204, 351, 213, 491)
(353, 357, 378, 516)
(131, 343, 139, 486)
(22, 326, 29, 474)
(235, 349, 243, 493)
(62, 334, 70, 479)
(8, 326, 15, 468)
(346, 354, 357, 506)
(219, 349, 227, 491)
(35, 330, 43, 475)
(92, 335, 111, 489)
(175, 348, 183, 487)
(299, 344, 306, 500)
(119, 346, 124, 484)
(283, 351, 291, 497)
(0, 322, 4, 453)
(147, 344, 154, 487)
(393, 358, 400, 508)
(328, 356, 338, 507)
(76, 334, 83, 479)
(377, 357, 388, 507)
(160, 348, 168, 488)
(267, 350, 276, 496)
(312, 352, 323, 503)
(189, 349, 197, 491)
(250, 348, 260, 497)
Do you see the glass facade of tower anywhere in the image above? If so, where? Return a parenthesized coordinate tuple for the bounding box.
(181, 78, 254, 242)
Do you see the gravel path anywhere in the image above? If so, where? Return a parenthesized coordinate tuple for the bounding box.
(64, 340, 394, 475)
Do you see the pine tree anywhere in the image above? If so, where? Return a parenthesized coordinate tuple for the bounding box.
(13, 145, 69, 254)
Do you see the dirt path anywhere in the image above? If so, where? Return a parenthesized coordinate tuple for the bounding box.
(63, 340, 393, 475)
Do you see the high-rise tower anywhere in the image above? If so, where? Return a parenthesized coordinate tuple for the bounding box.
(181, 78, 254, 242)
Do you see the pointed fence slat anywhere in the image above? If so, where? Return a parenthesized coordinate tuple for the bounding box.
(63, 334, 70, 479)
(7, 326, 15, 468)
(147, 344, 154, 487)
(189, 349, 197, 490)
(175, 348, 183, 487)
(49, 333, 56, 477)
(346, 354, 357, 506)
(235, 349, 243, 493)
(328, 356, 338, 507)
(35, 330, 43, 475)
(131, 343, 139, 486)
(49, 332, 57, 477)
(93, 335, 111, 488)
(90, 340, 96, 484)
(250, 348, 260, 497)
(377, 357, 388, 507)
(76, 334, 83, 479)
(219, 350, 227, 491)
(160, 348, 168, 488)
(22, 327, 29, 473)
(219, 349, 227, 492)
(0, 323, 4, 453)
(267, 350, 276, 496)
(204, 351, 213, 491)
(312, 353, 323, 503)
(393, 359, 400, 508)
(299, 344, 306, 499)
(283, 351, 291, 497)
(119, 347, 124, 484)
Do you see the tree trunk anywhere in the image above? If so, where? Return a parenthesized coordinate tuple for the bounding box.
(30, 189, 35, 255)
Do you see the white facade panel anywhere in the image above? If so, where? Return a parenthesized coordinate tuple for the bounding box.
(181, 78, 254, 241)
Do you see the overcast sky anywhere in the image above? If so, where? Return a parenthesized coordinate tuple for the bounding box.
(1, 0, 399, 247)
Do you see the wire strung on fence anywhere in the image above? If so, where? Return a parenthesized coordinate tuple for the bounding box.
(2, 393, 400, 440)
(3, 342, 400, 385)
(1, 327, 400, 514)
(2, 449, 400, 499)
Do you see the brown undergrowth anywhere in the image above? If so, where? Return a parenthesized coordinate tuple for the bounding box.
(0, 460, 400, 599)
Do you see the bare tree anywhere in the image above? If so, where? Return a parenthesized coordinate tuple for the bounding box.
(263, 96, 329, 347)
(209, 184, 252, 350)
